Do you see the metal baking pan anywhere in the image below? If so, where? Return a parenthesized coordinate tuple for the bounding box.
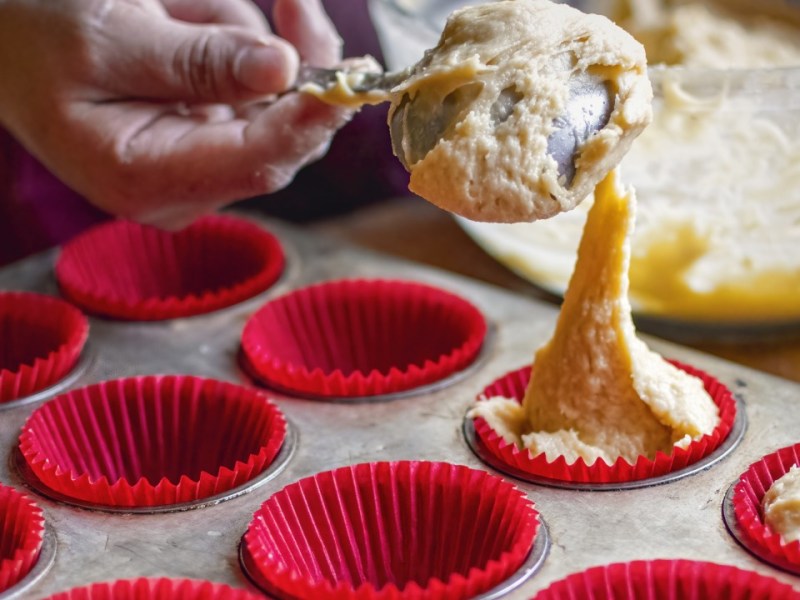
(1, 212, 799, 598)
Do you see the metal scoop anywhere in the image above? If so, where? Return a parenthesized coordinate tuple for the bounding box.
(299, 66, 613, 187)
(546, 73, 614, 186)
(296, 65, 410, 94)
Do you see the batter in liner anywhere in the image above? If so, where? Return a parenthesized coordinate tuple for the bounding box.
(470, 170, 720, 465)
(763, 466, 800, 544)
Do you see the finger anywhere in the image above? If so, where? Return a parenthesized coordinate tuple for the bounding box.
(273, 0, 342, 67)
(161, 0, 270, 34)
(175, 102, 236, 121)
(244, 94, 351, 173)
(65, 98, 354, 225)
(136, 202, 217, 230)
(98, 3, 298, 103)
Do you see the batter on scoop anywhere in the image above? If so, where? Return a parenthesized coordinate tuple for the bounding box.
(389, 0, 652, 222)
(306, 0, 652, 223)
(470, 170, 720, 465)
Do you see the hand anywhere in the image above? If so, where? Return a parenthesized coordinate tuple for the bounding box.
(0, 0, 354, 227)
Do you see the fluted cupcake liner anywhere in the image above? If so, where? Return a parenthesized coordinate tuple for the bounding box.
(472, 360, 736, 484)
(19, 375, 286, 508)
(0, 484, 45, 593)
(732, 443, 800, 571)
(241, 279, 487, 397)
(242, 461, 539, 599)
(533, 559, 800, 599)
(0, 292, 88, 403)
(56, 215, 284, 320)
(42, 577, 263, 599)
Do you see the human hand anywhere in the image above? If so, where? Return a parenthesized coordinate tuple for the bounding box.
(0, 0, 354, 227)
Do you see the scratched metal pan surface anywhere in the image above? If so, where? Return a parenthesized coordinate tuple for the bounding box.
(0, 212, 799, 599)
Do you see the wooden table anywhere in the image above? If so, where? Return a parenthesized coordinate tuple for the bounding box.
(312, 196, 800, 383)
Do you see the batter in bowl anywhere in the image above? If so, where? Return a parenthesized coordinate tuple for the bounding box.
(617, 0, 800, 69)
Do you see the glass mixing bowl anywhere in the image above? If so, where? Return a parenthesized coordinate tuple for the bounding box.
(368, 0, 800, 336)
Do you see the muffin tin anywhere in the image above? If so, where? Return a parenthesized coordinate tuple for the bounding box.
(0, 212, 799, 598)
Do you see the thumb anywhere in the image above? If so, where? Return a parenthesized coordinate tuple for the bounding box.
(109, 8, 299, 103)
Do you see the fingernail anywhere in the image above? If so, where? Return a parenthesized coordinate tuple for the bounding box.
(236, 44, 295, 93)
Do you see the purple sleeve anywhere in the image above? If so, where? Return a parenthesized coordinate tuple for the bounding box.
(0, 130, 108, 266)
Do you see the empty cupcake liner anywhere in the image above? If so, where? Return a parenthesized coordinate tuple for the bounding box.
(0, 292, 88, 404)
(730, 443, 800, 572)
(56, 215, 285, 320)
(241, 461, 540, 599)
(241, 279, 487, 398)
(471, 360, 736, 484)
(42, 577, 263, 599)
(533, 559, 800, 599)
(18, 375, 286, 508)
(0, 484, 45, 593)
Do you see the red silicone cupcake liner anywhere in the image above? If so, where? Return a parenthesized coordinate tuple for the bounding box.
(0, 484, 45, 593)
(0, 292, 88, 403)
(472, 360, 736, 484)
(56, 215, 284, 320)
(43, 577, 263, 599)
(731, 443, 800, 571)
(18, 375, 286, 508)
(242, 461, 539, 599)
(241, 279, 487, 397)
(533, 559, 800, 599)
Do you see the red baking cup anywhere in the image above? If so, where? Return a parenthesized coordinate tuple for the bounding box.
(472, 360, 736, 484)
(0, 292, 88, 403)
(18, 375, 286, 508)
(0, 484, 45, 593)
(533, 559, 800, 599)
(43, 577, 263, 599)
(55, 215, 284, 320)
(242, 461, 539, 599)
(732, 443, 800, 570)
(241, 279, 487, 397)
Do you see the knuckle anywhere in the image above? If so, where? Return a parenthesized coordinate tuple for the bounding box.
(250, 165, 294, 195)
(174, 31, 233, 100)
(307, 140, 332, 164)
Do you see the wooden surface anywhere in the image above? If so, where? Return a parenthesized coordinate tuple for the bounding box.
(312, 196, 800, 383)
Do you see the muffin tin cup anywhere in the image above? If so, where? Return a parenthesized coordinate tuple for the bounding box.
(0, 485, 45, 594)
(724, 443, 800, 574)
(17, 376, 287, 509)
(532, 559, 800, 599)
(41, 577, 263, 599)
(240, 519, 550, 600)
(467, 360, 739, 488)
(12, 419, 296, 516)
(0, 292, 88, 404)
(55, 215, 285, 320)
(241, 461, 542, 600)
(240, 279, 487, 398)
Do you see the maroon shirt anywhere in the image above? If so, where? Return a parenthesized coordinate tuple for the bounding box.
(0, 0, 409, 265)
